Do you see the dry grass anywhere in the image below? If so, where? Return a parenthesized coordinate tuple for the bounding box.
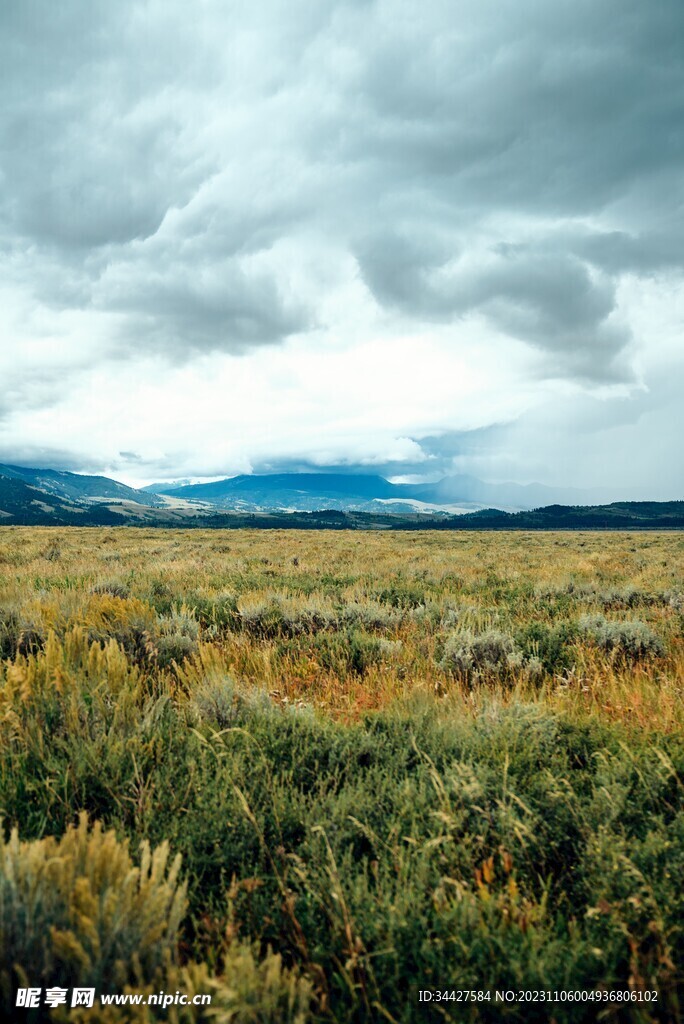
(1, 526, 681, 729)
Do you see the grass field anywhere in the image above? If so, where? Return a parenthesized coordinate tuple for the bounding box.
(1, 527, 683, 1022)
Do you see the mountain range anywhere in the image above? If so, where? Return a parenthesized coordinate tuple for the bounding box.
(142, 471, 595, 514)
(0, 463, 682, 529)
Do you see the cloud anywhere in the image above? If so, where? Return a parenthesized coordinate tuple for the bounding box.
(484, 366, 684, 500)
(571, 227, 684, 276)
(99, 252, 310, 357)
(0, 0, 683, 491)
(356, 234, 632, 382)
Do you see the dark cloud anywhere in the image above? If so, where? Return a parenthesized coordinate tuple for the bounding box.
(341, 0, 684, 213)
(0, 444, 107, 475)
(0, 0, 305, 359)
(0, 3, 207, 250)
(356, 234, 631, 381)
(0, 365, 74, 425)
(571, 226, 684, 276)
(3, 0, 684, 367)
(250, 455, 437, 480)
(100, 255, 310, 356)
(339, 0, 684, 382)
(412, 426, 510, 463)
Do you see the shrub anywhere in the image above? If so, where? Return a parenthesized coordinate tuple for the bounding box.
(207, 942, 313, 1023)
(237, 598, 339, 639)
(439, 629, 542, 685)
(85, 596, 158, 667)
(312, 629, 401, 675)
(338, 601, 402, 632)
(598, 586, 654, 610)
(279, 603, 337, 637)
(375, 582, 426, 609)
(91, 578, 130, 600)
(0, 606, 46, 660)
(193, 592, 240, 632)
(145, 577, 174, 615)
(191, 676, 272, 729)
(515, 621, 578, 675)
(238, 600, 286, 640)
(578, 615, 665, 660)
(156, 607, 200, 668)
(0, 606, 22, 660)
(239, 593, 403, 638)
(348, 634, 401, 674)
(0, 814, 186, 1000)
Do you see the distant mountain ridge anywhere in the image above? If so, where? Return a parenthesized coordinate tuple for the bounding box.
(146, 471, 594, 512)
(1, 464, 682, 529)
(0, 464, 162, 507)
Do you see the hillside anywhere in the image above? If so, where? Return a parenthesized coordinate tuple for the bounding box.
(0, 475, 128, 526)
(0, 464, 162, 507)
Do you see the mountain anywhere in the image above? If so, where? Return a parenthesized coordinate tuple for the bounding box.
(1, 466, 682, 529)
(1, 463, 682, 530)
(0, 464, 163, 507)
(145, 471, 595, 513)
(0, 474, 131, 526)
(0, 464, 192, 527)
(154, 473, 403, 501)
(150, 472, 424, 513)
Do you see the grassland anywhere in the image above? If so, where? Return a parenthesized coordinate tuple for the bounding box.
(1, 527, 683, 1023)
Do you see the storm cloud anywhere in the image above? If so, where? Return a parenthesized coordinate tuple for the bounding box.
(0, 0, 682, 492)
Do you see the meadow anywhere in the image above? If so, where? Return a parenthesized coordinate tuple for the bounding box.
(0, 526, 683, 1023)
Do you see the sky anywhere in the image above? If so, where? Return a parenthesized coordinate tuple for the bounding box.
(1, 0, 683, 498)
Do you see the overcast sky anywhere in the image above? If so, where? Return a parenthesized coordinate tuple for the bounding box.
(1, 0, 683, 497)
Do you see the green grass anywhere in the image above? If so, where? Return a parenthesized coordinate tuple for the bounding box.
(0, 527, 683, 1021)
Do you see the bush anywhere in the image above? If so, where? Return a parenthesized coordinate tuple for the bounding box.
(375, 582, 426, 609)
(338, 601, 402, 632)
(84, 596, 158, 667)
(238, 599, 336, 640)
(311, 629, 401, 675)
(515, 621, 578, 675)
(238, 600, 287, 640)
(280, 604, 337, 637)
(578, 615, 665, 660)
(0, 606, 46, 660)
(155, 608, 200, 668)
(208, 941, 313, 1023)
(193, 592, 240, 632)
(190, 675, 272, 729)
(91, 579, 130, 600)
(439, 629, 542, 685)
(598, 586, 655, 610)
(0, 814, 186, 1000)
